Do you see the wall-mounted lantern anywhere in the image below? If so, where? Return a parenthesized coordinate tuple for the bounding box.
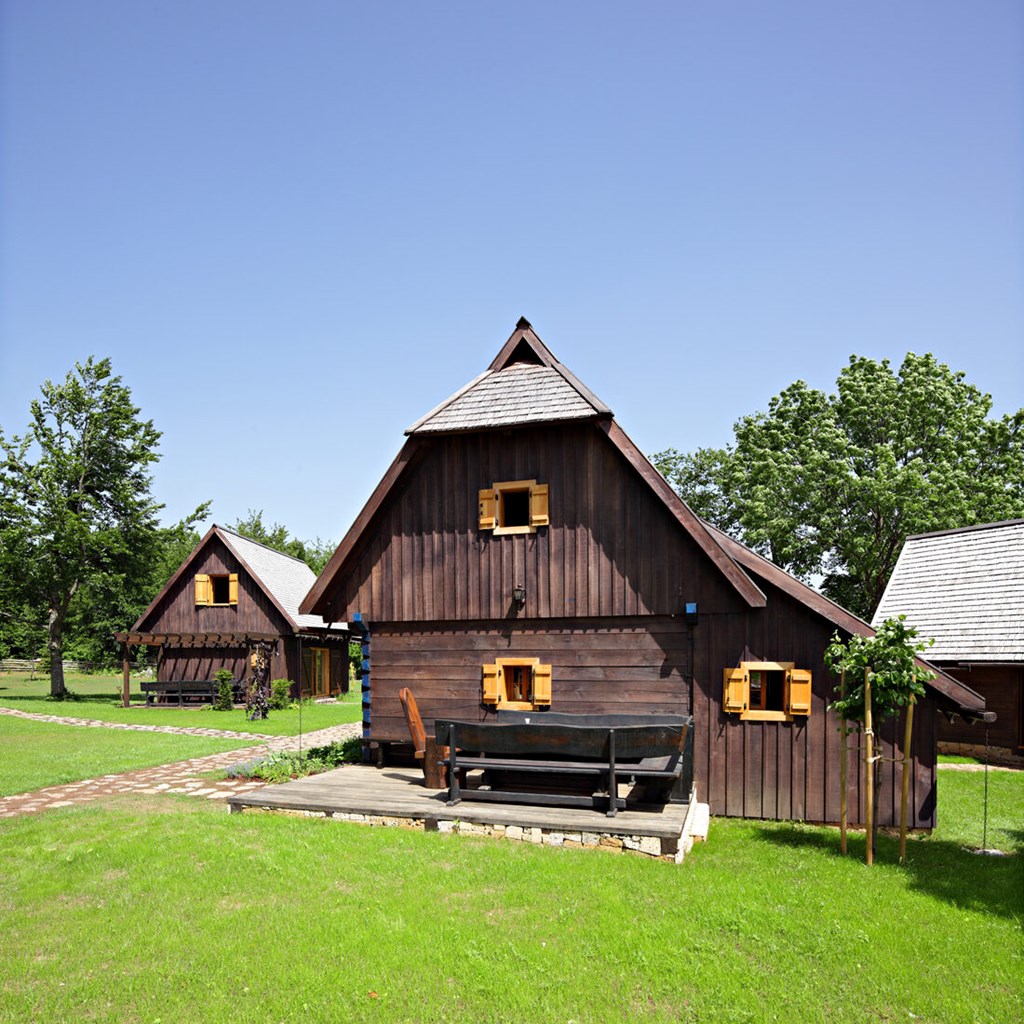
(513, 583, 526, 608)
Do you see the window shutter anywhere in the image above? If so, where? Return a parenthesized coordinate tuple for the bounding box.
(478, 489, 496, 530)
(722, 667, 748, 713)
(532, 663, 552, 705)
(228, 573, 239, 605)
(529, 483, 550, 527)
(194, 574, 211, 606)
(786, 668, 812, 716)
(482, 663, 500, 705)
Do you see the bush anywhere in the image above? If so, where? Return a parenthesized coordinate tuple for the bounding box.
(269, 678, 293, 710)
(213, 669, 234, 711)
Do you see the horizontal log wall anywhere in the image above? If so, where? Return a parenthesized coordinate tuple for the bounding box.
(938, 665, 1021, 751)
(366, 617, 693, 746)
(326, 424, 738, 623)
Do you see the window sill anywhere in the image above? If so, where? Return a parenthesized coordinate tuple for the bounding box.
(739, 710, 794, 723)
(492, 525, 537, 536)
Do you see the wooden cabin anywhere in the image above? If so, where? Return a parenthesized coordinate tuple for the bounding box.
(120, 525, 350, 698)
(301, 319, 986, 827)
(874, 520, 1023, 761)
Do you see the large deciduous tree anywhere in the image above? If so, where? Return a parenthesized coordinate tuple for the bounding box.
(0, 358, 176, 695)
(652, 353, 1024, 619)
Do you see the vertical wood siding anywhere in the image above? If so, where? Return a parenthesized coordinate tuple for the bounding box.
(324, 425, 740, 624)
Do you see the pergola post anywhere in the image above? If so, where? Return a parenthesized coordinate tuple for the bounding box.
(122, 642, 131, 708)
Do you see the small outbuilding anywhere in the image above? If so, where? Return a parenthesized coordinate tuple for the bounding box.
(301, 319, 987, 827)
(873, 519, 1023, 760)
(118, 525, 350, 701)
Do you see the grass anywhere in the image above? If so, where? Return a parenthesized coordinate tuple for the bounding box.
(0, 771, 1020, 1022)
(0, 715, 254, 796)
(0, 670, 362, 735)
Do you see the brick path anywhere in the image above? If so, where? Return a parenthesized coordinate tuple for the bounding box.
(0, 706, 361, 819)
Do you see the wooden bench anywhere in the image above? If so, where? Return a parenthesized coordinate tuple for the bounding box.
(434, 712, 692, 817)
(140, 679, 241, 706)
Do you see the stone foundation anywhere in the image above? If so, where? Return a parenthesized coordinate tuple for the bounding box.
(235, 804, 704, 863)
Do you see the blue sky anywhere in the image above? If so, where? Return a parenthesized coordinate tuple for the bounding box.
(2, 1, 1021, 545)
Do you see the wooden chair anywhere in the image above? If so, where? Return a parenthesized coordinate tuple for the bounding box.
(399, 687, 451, 789)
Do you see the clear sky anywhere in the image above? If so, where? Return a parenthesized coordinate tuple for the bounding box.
(2, 1, 1021, 546)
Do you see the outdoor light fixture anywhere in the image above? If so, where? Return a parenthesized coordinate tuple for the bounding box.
(513, 583, 526, 608)
(684, 601, 699, 625)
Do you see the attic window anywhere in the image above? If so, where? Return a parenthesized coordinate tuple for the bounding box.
(478, 480, 549, 535)
(195, 573, 238, 607)
(722, 661, 812, 721)
(481, 658, 553, 710)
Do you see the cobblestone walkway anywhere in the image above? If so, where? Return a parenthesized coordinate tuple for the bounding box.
(0, 707, 361, 819)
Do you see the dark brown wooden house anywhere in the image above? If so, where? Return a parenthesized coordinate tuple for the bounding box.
(874, 520, 1023, 760)
(301, 319, 986, 827)
(121, 525, 349, 697)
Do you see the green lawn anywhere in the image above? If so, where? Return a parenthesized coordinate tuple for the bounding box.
(0, 716, 254, 796)
(0, 670, 362, 735)
(0, 771, 1020, 1023)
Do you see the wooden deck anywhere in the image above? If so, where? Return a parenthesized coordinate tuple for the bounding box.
(227, 764, 694, 851)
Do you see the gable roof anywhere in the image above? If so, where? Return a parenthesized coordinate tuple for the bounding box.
(406, 318, 613, 435)
(872, 519, 1024, 663)
(707, 524, 986, 714)
(133, 525, 345, 635)
(303, 320, 771, 616)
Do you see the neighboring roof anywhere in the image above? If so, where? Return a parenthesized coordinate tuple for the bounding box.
(708, 524, 987, 714)
(217, 528, 344, 632)
(132, 525, 346, 635)
(406, 317, 612, 435)
(872, 519, 1024, 663)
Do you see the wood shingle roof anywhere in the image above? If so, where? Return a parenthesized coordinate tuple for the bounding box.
(872, 519, 1024, 663)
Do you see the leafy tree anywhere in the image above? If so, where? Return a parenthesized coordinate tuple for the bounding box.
(0, 358, 203, 695)
(232, 509, 335, 575)
(653, 353, 1024, 618)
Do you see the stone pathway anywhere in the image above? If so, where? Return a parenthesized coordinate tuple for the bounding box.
(0, 706, 361, 819)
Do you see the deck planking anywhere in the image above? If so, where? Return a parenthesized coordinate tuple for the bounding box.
(228, 764, 689, 839)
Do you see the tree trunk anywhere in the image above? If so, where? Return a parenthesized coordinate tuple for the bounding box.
(864, 667, 874, 867)
(48, 606, 66, 698)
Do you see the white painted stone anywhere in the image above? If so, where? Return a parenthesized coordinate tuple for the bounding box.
(505, 825, 524, 841)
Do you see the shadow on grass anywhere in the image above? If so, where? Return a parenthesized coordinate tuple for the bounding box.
(752, 822, 1024, 921)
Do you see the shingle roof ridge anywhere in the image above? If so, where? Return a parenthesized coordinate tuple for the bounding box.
(905, 519, 1024, 541)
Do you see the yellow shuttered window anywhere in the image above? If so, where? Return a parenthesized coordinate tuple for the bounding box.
(723, 667, 749, 713)
(478, 480, 550, 534)
(194, 574, 211, 606)
(786, 668, 812, 716)
(228, 573, 239, 605)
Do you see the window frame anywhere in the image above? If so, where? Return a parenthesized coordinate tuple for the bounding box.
(722, 661, 812, 721)
(482, 657, 553, 710)
(479, 479, 549, 535)
(194, 572, 238, 607)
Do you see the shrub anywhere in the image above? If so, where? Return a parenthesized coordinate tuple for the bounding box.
(213, 669, 234, 711)
(269, 678, 293, 710)
(223, 739, 361, 783)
